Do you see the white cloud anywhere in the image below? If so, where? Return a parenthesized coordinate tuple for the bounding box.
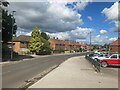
(96, 35, 100, 37)
(26, 32, 32, 36)
(114, 21, 120, 32)
(91, 36, 118, 44)
(87, 35, 109, 44)
(93, 35, 103, 43)
(100, 29, 107, 34)
(102, 2, 120, 33)
(109, 37, 117, 42)
(8, 0, 79, 3)
(47, 27, 93, 41)
(8, 2, 85, 34)
(87, 16, 92, 21)
(102, 2, 118, 21)
(75, 1, 89, 11)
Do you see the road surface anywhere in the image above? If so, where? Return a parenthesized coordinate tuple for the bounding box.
(2, 53, 85, 88)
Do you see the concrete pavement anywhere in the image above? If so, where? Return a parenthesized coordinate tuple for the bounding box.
(29, 56, 118, 88)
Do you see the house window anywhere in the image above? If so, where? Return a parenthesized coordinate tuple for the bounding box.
(21, 42, 26, 44)
(56, 44, 65, 46)
(56, 44, 59, 46)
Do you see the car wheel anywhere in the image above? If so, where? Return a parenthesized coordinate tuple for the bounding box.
(101, 62, 108, 67)
(95, 58, 99, 62)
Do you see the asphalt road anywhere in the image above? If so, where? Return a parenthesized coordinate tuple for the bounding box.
(2, 53, 85, 88)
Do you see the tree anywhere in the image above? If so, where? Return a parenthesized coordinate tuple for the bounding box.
(41, 32, 50, 40)
(1, 0, 9, 7)
(79, 47, 83, 52)
(40, 32, 51, 54)
(93, 45, 97, 50)
(1, 1, 18, 60)
(28, 26, 43, 54)
(2, 10, 17, 43)
(1, 1, 17, 43)
(103, 44, 109, 51)
(38, 38, 52, 55)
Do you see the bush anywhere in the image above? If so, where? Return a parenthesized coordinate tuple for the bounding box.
(36, 47, 52, 55)
(59, 48, 65, 53)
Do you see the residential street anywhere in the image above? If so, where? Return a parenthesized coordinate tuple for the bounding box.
(1, 1, 120, 90)
(2, 53, 85, 88)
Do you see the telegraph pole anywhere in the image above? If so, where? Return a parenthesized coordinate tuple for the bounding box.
(89, 31, 92, 52)
(11, 11, 16, 60)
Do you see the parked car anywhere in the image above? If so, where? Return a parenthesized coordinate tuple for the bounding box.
(92, 54, 109, 60)
(100, 54, 120, 67)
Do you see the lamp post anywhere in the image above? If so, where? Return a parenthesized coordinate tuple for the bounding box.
(88, 31, 92, 52)
(90, 31, 91, 51)
(10, 11, 16, 60)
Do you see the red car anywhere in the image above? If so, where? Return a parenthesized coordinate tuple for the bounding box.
(100, 54, 120, 67)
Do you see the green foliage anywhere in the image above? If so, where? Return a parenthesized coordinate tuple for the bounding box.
(2, 1, 18, 60)
(1, 1, 9, 7)
(79, 47, 82, 52)
(40, 32, 51, 54)
(2, 9, 17, 43)
(40, 37, 52, 55)
(29, 26, 43, 54)
(93, 45, 97, 50)
(59, 48, 65, 53)
(41, 32, 50, 40)
(29, 26, 52, 55)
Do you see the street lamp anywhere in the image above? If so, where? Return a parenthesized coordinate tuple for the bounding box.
(87, 31, 92, 52)
(10, 11, 16, 60)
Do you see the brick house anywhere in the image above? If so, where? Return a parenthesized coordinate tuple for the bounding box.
(13, 35, 86, 54)
(48, 38, 81, 53)
(13, 35, 31, 53)
(109, 38, 120, 53)
(79, 43, 87, 50)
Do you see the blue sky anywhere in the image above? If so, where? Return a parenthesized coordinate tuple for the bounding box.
(77, 2, 117, 42)
(8, 1, 119, 45)
(66, 2, 118, 44)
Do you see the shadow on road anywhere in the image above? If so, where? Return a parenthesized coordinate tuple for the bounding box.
(107, 65, 120, 68)
(2, 54, 34, 62)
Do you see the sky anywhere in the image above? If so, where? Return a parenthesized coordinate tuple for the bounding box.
(7, 0, 119, 45)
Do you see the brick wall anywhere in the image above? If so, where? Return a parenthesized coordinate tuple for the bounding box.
(13, 41, 29, 53)
(49, 38, 81, 51)
(109, 45, 120, 52)
(13, 42, 21, 52)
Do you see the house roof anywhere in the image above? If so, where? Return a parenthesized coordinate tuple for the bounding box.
(13, 35, 31, 42)
(111, 38, 120, 45)
(79, 44, 87, 47)
(48, 38, 80, 46)
(13, 35, 48, 43)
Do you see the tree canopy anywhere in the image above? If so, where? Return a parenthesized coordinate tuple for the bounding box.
(40, 31, 51, 54)
(2, 1, 17, 43)
(41, 32, 50, 40)
(29, 26, 51, 55)
(1, 1, 9, 7)
(28, 26, 43, 54)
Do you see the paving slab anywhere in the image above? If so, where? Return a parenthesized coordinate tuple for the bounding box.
(29, 56, 118, 88)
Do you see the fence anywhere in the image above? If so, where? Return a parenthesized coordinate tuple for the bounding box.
(85, 53, 101, 72)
